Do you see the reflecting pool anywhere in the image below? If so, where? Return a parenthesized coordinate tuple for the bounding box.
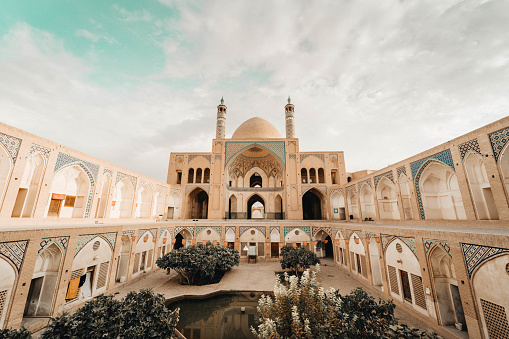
(166, 291, 270, 339)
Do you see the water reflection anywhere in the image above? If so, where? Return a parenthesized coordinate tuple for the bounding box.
(166, 291, 270, 339)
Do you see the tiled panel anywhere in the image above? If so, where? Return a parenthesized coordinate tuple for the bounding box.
(489, 127, 509, 162)
(461, 243, 509, 278)
(458, 139, 482, 160)
(225, 142, 285, 166)
(0, 240, 28, 272)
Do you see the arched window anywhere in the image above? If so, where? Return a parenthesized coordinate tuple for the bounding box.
(196, 168, 202, 183)
(250, 173, 262, 187)
(203, 168, 210, 183)
(318, 168, 325, 183)
(309, 168, 317, 183)
(188, 168, 194, 183)
(301, 168, 308, 183)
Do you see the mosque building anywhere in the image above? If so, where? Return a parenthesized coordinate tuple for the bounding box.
(0, 99, 508, 339)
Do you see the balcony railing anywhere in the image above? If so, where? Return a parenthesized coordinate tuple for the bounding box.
(225, 212, 285, 220)
(227, 186, 284, 192)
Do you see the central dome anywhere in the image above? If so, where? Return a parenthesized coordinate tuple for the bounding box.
(231, 117, 282, 140)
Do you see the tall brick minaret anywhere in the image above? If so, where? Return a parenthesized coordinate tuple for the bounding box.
(216, 97, 227, 139)
(285, 96, 295, 138)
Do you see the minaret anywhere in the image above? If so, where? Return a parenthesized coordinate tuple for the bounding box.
(285, 96, 295, 138)
(216, 97, 227, 139)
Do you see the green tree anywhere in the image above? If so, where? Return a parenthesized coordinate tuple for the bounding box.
(279, 245, 320, 277)
(0, 327, 32, 339)
(252, 268, 441, 339)
(40, 289, 179, 339)
(156, 242, 240, 285)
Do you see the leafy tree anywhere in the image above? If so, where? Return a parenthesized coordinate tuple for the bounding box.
(40, 289, 179, 339)
(279, 245, 320, 277)
(156, 242, 240, 285)
(252, 268, 441, 339)
(0, 327, 32, 339)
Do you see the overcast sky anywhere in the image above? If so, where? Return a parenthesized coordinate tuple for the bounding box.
(1, 0, 508, 182)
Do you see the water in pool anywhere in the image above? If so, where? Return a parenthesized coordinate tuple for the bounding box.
(166, 291, 270, 339)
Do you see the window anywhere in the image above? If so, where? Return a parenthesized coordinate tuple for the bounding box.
(176, 171, 182, 185)
(188, 168, 194, 183)
(48, 199, 62, 216)
(318, 168, 325, 183)
(331, 170, 337, 184)
(309, 169, 316, 183)
(196, 168, 202, 183)
(301, 168, 307, 183)
(204, 168, 210, 183)
(64, 196, 76, 207)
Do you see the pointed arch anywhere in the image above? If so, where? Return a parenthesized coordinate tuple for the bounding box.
(376, 177, 400, 220)
(0, 254, 17, 328)
(330, 191, 345, 220)
(247, 193, 265, 219)
(135, 184, 153, 218)
(95, 173, 112, 218)
(0, 143, 13, 211)
(464, 152, 498, 220)
(399, 173, 414, 220)
(12, 152, 46, 218)
(110, 177, 134, 218)
(302, 188, 326, 220)
(186, 187, 208, 219)
(359, 184, 376, 220)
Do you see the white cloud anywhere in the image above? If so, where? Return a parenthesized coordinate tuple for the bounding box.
(113, 4, 152, 22)
(75, 29, 100, 42)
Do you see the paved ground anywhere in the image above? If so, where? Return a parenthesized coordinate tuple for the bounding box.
(33, 258, 467, 338)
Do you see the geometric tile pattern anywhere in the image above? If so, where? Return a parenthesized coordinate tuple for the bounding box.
(312, 226, 332, 238)
(345, 229, 363, 245)
(381, 234, 418, 259)
(159, 227, 173, 237)
(137, 228, 157, 242)
(196, 226, 222, 237)
(411, 149, 456, 220)
(115, 172, 137, 189)
(225, 141, 286, 166)
(140, 179, 154, 191)
(366, 232, 378, 239)
(53, 152, 100, 218)
(346, 185, 357, 195)
(423, 239, 451, 258)
(29, 144, 51, 160)
(334, 228, 344, 239)
(239, 226, 267, 237)
(0, 240, 28, 272)
(122, 230, 135, 238)
(0, 132, 22, 164)
(489, 127, 509, 162)
(74, 233, 117, 256)
(300, 153, 325, 164)
(357, 178, 372, 190)
(174, 226, 195, 237)
(458, 139, 481, 160)
(328, 188, 344, 197)
(103, 168, 113, 177)
(374, 171, 394, 188)
(284, 226, 311, 238)
(39, 236, 69, 254)
(188, 154, 211, 164)
(270, 226, 279, 234)
(461, 243, 509, 278)
(396, 166, 407, 179)
(225, 226, 236, 237)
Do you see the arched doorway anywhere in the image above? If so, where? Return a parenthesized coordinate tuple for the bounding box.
(247, 194, 264, 219)
(274, 194, 282, 219)
(250, 173, 262, 187)
(464, 152, 499, 220)
(46, 165, 91, 218)
(376, 178, 400, 220)
(330, 192, 346, 220)
(110, 177, 134, 219)
(229, 194, 237, 219)
(174, 230, 192, 250)
(360, 184, 376, 220)
(11, 152, 45, 218)
(369, 240, 383, 289)
(187, 188, 208, 219)
(95, 174, 111, 218)
(116, 236, 131, 283)
(302, 189, 324, 220)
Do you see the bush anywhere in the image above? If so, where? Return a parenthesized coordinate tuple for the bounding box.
(0, 327, 32, 339)
(252, 268, 441, 339)
(280, 245, 320, 277)
(40, 289, 179, 339)
(156, 242, 240, 285)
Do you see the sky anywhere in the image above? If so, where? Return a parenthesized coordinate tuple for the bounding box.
(1, 0, 508, 182)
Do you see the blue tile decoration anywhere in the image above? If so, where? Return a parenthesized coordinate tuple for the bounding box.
(334, 228, 345, 239)
(53, 153, 100, 218)
(115, 172, 137, 189)
(489, 127, 509, 162)
(410, 149, 455, 220)
(74, 233, 117, 256)
(289, 154, 296, 160)
(366, 232, 378, 239)
(299, 153, 325, 164)
(0, 132, 22, 164)
(461, 243, 509, 278)
(122, 230, 135, 238)
(239, 226, 267, 237)
(312, 226, 332, 238)
(328, 188, 344, 197)
(225, 142, 285, 166)
(357, 178, 373, 190)
(284, 226, 311, 238)
(381, 234, 418, 259)
(396, 166, 407, 179)
(188, 154, 211, 165)
(270, 226, 280, 233)
(137, 228, 157, 242)
(196, 226, 223, 237)
(175, 226, 195, 237)
(0, 240, 28, 272)
(423, 239, 451, 258)
(458, 139, 481, 160)
(29, 144, 51, 160)
(374, 171, 394, 188)
(225, 226, 236, 237)
(39, 236, 69, 254)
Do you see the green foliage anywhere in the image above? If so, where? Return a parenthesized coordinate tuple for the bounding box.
(252, 269, 440, 339)
(0, 327, 32, 339)
(279, 245, 320, 276)
(156, 242, 240, 285)
(40, 289, 179, 339)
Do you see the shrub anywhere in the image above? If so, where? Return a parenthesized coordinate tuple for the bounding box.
(40, 289, 179, 339)
(0, 327, 32, 339)
(279, 245, 320, 277)
(252, 268, 441, 339)
(156, 242, 240, 285)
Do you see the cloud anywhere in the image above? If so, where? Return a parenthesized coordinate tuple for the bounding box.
(75, 28, 118, 44)
(113, 4, 152, 22)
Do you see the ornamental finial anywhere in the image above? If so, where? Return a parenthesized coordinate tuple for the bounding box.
(221, 97, 224, 105)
